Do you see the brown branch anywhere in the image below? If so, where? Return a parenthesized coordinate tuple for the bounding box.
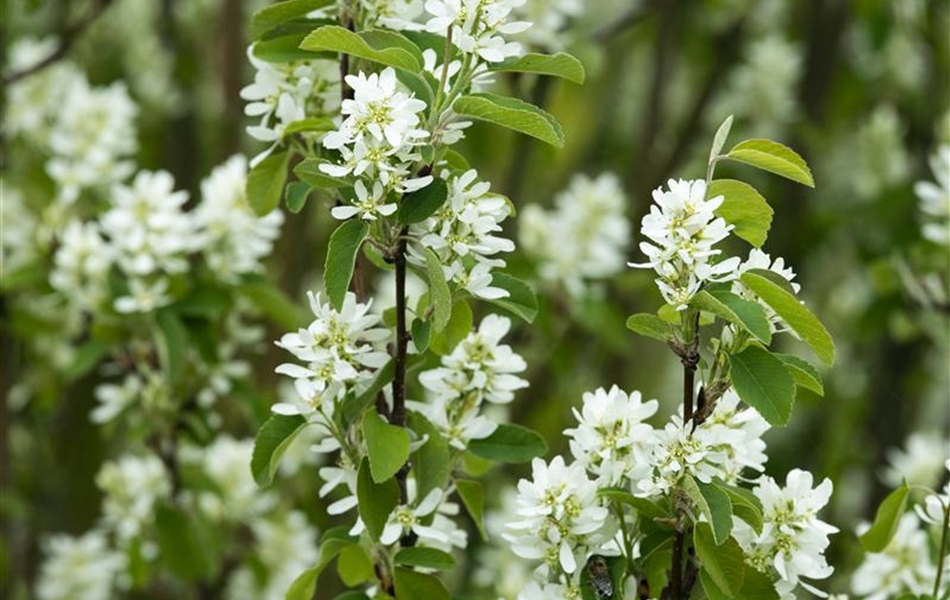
(3, 0, 116, 85)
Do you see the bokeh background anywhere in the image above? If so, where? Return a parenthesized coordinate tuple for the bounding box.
(1, 0, 948, 598)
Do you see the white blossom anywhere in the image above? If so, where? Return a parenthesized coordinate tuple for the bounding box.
(423, 0, 529, 63)
(883, 431, 950, 488)
(181, 436, 275, 521)
(49, 219, 115, 311)
(0, 181, 40, 274)
(914, 144, 950, 246)
(732, 248, 801, 334)
(851, 512, 943, 599)
(331, 179, 398, 221)
(36, 530, 128, 600)
(95, 454, 171, 544)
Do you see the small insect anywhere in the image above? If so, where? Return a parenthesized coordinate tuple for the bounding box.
(586, 554, 614, 599)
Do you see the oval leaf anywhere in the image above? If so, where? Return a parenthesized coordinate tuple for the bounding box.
(398, 177, 448, 223)
(486, 272, 538, 323)
(453, 93, 564, 147)
(247, 150, 289, 216)
(683, 476, 733, 545)
(252, 414, 308, 487)
(775, 353, 824, 396)
(424, 248, 452, 332)
(455, 479, 488, 541)
(250, 0, 333, 39)
(626, 313, 671, 342)
(709, 114, 734, 164)
(693, 523, 746, 596)
(294, 158, 349, 189)
(725, 138, 814, 187)
(728, 346, 796, 426)
(488, 52, 586, 84)
(860, 484, 911, 552)
(356, 457, 399, 541)
(362, 409, 411, 483)
(707, 179, 774, 248)
(300, 26, 423, 72)
(468, 423, 547, 463)
(325, 219, 369, 311)
(393, 567, 450, 600)
(394, 547, 456, 571)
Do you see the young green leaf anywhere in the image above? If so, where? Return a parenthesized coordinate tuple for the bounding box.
(156, 308, 186, 386)
(238, 275, 307, 330)
(468, 423, 547, 463)
(488, 52, 586, 84)
(393, 567, 450, 600)
(356, 457, 399, 541)
(246, 150, 289, 216)
(251, 414, 308, 487)
(300, 26, 424, 72)
(362, 408, 411, 483)
(774, 353, 824, 396)
(285, 528, 355, 600)
(860, 483, 911, 552)
(725, 138, 815, 187)
(597, 488, 671, 520)
(429, 299, 473, 355)
(453, 93, 565, 147)
(285, 181, 311, 214)
(293, 158, 349, 189)
(411, 317, 431, 352)
(740, 271, 836, 366)
(423, 248, 452, 332)
(728, 346, 796, 426)
(65, 340, 108, 382)
(325, 219, 369, 311)
(394, 547, 456, 571)
(398, 177, 448, 224)
(455, 479, 488, 540)
(709, 114, 734, 164)
(155, 505, 214, 580)
(693, 523, 746, 596)
(625, 313, 672, 342)
(707, 179, 774, 248)
(407, 412, 450, 499)
(486, 272, 538, 322)
(714, 481, 764, 534)
(282, 117, 336, 137)
(692, 290, 771, 344)
(683, 476, 733, 545)
(249, 0, 333, 39)
(336, 545, 374, 586)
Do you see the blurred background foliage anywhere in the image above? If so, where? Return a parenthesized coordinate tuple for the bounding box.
(1, 0, 948, 598)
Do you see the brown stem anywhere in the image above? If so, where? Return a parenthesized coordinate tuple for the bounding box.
(391, 227, 416, 547)
(669, 527, 685, 599)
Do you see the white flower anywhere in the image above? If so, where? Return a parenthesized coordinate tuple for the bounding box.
(851, 512, 942, 600)
(563, 385, 658, 486)
(331, 180, 398, 221)
(914, 144, 950, 246)
(50, 219, 115, 311)
(505, 456, 613, 575)
(36, 530, 127, 600)
(0, 180, 40, 275)
(512, 0, 581, 51)
(194, 154, 283, 281)
(181, 436, 275, 521)
(883, 432, 949, 488)
(630, 179, 739, 310)
(732, 248, 801, 334)
(274, 291, 390, 413)
(700, 389, 771, 484)
(327, 68, 428, 149)
(520, 172, 630, 297)
(734, 469, 837, 599)
(91, 374, 143, 423)
(378, 488, 448, 546)
(95, 454, 171, 543)
(423, 0, 528, 63)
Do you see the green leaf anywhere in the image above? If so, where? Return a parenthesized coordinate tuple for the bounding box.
(408, 412, 450, 499)
(455, 479, 488, 541)
(430, 300, 472, 355)
(860, 484, 911, 552)
(238, 275, 307, 330)
(486, 272, 538, 323)
(65, 340, 107, 381)
(325, 219, 369, 311)
(740, 271, 836, 366)
(424, 248, 452, 332)
(393, 567, 450, 600)
(250, 0, 333, 39)
(300, 26, 423, 72)
(693, 524, 745, 596)
(725, 138, 815, 187)
(251, 414, 308, 487)
(728, 346, 796, 426)
(247, 150, 289, 216)
(156, 308, 186, 386)
(283, 117, 336, 137)
(411, 318, 431, 353)
(468, 423, 547, 463)
(625, 313, 671, 342)
(363, 409, 411, 483)
(394, 547, 456, 571)
(488, 52, 585, 84)
(709, 114, 734, 164)
(692, 290, 771, 344)
(644, 548, 672, 595)
(285, 181, 311, 214)
(597, 488, 671, 520)
(707, 179, 774, 248)
(356, 457, 399, 541)
(342, 360, 395, 426)
(775, 353, 824, 396)
(155, 505, 213, 580)
(398, 178, 448, 224)
(175, 283, 232, 317)
(453, 93, 565, 147)
(683, 476, 733, 545)
(285, 528, 355, 600)
(337, 545, 373, 586)
(714, 482, 764, 534)
(293, 158, 349, 189)
(255, 32, 328, 63)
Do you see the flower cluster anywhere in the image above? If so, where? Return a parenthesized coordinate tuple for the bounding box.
(630, 178, 739, 310)
(95, 454, 171, 545)
(914, 144, 950, 246)
(421, 0, 530, 63)
(35, 531, 129, 600)
(512, 0, 581, 51)
(733, 470, 838, 599)
(321, 67, 432, 200)
(520, 172, 631, 297)
(732, 248, 800, 334)
(409, 169, 515, 299)
(412, 314, 528, 449)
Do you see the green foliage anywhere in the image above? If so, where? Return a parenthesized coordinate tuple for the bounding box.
(247, 151, 290, 216)
(691, 290, 771, 344)
(453, 93, 565, 147)
(774, 353, 824, 396)
(363, 408, 411, 483)
(407, 412, 449, 499)
(740, 271, 836, 366)
(393, 547, 456, 571)
(65, 340, 108, 382)
(455, 479, 488, 541)
(341, 360, 395, 426)
(860, 483, 911, 552)
(251, 414, 308, 487)
(693, 524, 746, 597)
(486, 272, 539, 322)
(488, 52, 586, 84)
(250, 0, 333, 39)
(294, 158, 350, 189)
(625, 313, 672, 342)
(429, 299, 472, 354)
(155, 308, 187, 386)
(683, 476, 733, 545)
(155, 505, 214, 581)
(325, 219, 369, 310)
(708, 179, 774, 248)
(467, 423, 548, 463)
(300, 26, 424, 73)
(238, 275, 308, 330)
(708, 114, 734, 163)
(728, 346, 796, 426)
(397, 178, 448, 224)
(356, 457, 399, 541)
(423, 248, 452, 331)
(393, 567, 450, 600)
(337, 545, 374, 586)
(285, 528, 356, 600)
(715, 482, 764, 534)
(285, 181, 311, 213)
(724, 139, 815, 187)
(411, 317, 431, 352)
(597, 487, 672, 520)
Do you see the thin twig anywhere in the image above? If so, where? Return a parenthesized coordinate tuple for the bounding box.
(3, 0, 116, 85)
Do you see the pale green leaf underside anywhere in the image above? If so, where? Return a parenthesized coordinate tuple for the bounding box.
(725, 138, 814, 187)
(453, 93, 565, 147)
